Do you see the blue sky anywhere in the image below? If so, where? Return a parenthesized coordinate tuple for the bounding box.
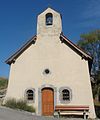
(0, 0, 100, 78)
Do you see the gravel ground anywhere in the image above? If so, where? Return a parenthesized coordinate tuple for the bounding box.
(0, 106, 99, 120)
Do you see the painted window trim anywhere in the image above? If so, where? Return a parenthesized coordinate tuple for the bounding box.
(25, 88, 35, 103)
(59, 87, 72, 104)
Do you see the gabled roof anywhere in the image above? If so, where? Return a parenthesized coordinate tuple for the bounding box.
(60, 34, 92, 60)
(5, 34, 92, 65)
(5, 35, 36, 65)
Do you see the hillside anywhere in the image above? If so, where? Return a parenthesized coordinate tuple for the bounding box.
(0, 77, 8, 100)
(0, 77, 8, 91)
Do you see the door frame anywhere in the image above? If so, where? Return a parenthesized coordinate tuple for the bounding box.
(38, 84, 57, 115)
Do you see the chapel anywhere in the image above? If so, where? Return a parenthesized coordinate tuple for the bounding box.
(5, 8, 96, 118)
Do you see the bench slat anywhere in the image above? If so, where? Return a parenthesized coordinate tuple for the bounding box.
(55, 105, 89, 108)
(55, 108, 89, 111)
(55, 105, 89, 112)
(55, 105, 89, 111)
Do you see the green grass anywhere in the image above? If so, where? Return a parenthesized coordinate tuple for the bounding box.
(4, 98, 35, 113)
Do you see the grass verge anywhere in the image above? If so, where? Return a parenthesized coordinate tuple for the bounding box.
(3, 98, 35, 113)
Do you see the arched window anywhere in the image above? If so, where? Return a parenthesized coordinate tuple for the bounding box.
(62, 89, 70, 101)
(46, 13, 53, 25)
(25, 89, 35, 102)
(59, 87, 72, 103)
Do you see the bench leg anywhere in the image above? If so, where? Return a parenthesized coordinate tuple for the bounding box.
(58, 111, 60, 118)
(83, 111, 87, 119)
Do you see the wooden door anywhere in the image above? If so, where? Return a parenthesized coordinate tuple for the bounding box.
(42, 88, 54, 116)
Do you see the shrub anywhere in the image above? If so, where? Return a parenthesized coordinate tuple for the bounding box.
(94, 101, 100, 118)
(4, 98, 35, 112)
(0, 77, 8, 90)
(95, 105, 100, 118)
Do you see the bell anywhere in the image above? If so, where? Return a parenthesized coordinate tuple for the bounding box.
(48, 20, 52, 24)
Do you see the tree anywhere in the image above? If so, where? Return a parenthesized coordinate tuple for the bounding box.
(78, 30, 100, 102)
(92, 75, 100, 100)
(77, 30, 100, 75)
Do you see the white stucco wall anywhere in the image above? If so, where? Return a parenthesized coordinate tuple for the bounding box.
(5, 8, 96, 118)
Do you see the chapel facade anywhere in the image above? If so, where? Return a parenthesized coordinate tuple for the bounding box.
(5, 8, 96, 118)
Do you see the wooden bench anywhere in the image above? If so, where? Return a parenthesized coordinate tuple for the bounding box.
(54, 105, 89, 119)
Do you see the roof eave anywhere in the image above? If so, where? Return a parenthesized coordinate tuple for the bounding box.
(5, 35, 37, 65)
(60, 34, 93, 61)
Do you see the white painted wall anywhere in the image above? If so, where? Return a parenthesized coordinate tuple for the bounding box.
(5, 8, 96, 118)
